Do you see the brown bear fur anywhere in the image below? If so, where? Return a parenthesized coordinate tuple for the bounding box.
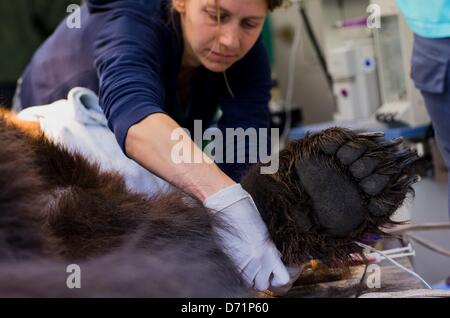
(0, 110, 419, 297)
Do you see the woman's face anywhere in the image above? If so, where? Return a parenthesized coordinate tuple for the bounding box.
(174, 0, 268, 72)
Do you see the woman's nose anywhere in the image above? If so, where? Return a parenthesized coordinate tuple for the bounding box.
(219, 24, 240, 51)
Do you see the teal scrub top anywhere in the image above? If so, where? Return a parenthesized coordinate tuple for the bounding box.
(396, 0, 450, 38)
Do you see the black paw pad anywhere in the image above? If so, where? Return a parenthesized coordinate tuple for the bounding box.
(359, 174, 390, 196)
(368, 198, 390, 217)
(321, 140, 341, 155)
(349, 157, 379, 179)
(295, 155, 366, 238)
(293, 128, 419, 239)
(336, 142, 367, 165)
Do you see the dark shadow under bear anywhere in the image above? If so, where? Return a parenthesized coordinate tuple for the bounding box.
(0, 113, 419, 297)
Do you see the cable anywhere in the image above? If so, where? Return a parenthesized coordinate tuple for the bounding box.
(299, 1, 333, 91)
(281, 0, 335, 147)
(281, 0, 303, 148)
(403, 233, 450, 258)
(385, 222, 450, 234)
(384, 222, 450, 257)
(354, 241, 433, 289)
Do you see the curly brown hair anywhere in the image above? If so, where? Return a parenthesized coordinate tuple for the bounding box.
(268, 0, 286, 11)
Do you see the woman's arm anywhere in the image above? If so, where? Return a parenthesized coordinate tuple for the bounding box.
(126, 114, 291, 290)
(125, 113, 235, 201)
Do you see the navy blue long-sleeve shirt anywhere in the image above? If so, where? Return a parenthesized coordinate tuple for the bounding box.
(20, 0, 272, 181)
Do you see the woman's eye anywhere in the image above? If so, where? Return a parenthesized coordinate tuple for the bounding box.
(243, 22, 257, 29)
(242, 21, 259, 29)
(206, 11, 228, 22)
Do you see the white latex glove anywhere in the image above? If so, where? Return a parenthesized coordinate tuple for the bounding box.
(269, 265, 302, 295)
(204, 183, 290, 291)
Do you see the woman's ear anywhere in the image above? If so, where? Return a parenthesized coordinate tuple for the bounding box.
(172, 0, 187, 14)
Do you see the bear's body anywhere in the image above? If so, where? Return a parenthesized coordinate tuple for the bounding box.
(0, 111, 418, 297)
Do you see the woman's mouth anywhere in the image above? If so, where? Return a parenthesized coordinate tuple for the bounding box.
(209, 51, 238, 62)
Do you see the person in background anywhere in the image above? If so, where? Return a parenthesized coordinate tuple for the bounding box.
(397, 0, 450, 218)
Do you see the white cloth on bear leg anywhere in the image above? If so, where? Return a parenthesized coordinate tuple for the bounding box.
(204, 183, 290, 291)
(17, 87, 171, 196)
